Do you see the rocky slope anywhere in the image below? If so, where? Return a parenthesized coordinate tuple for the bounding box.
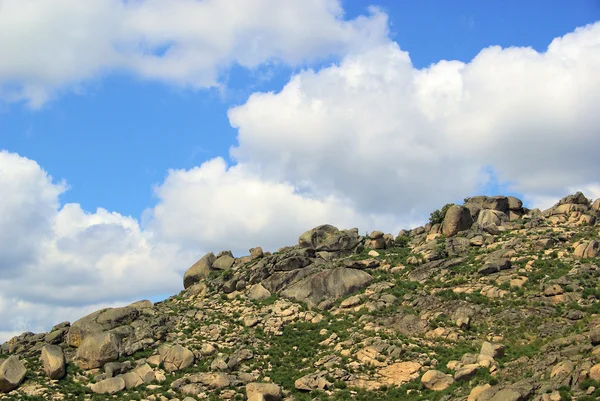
(2, 192, 600, 401)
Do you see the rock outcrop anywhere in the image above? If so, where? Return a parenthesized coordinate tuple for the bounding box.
(1, 192, 600, 401)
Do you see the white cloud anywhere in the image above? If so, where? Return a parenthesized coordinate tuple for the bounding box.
(0, 151, 188, 342)
(0, 0, 388, 107)
(145, 157, 406, 254)
(229, 22, 600, 216)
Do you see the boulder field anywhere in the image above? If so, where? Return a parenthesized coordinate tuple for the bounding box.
(1, 193, 600, 401)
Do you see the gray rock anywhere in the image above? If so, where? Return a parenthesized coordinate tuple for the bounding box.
(249, 247, 264, 259)
(161, 344, 194, 372)
(41, 345, 66, 380)
(478, 209, 508, 227)
(247, 283, 271, 301)
(183, 252, 216, 289)
(67, 305, 140, 347)
(480, 341, 505, 359)
(507, 196, 523, 210)
(0, 356, 26, 393)
(246, 382, 282, 401)
(280, 267, 372, 307)
(90, 376, 125, 394)
(484, 196, 509, 212)
(75, 332, 120, 370)
(442, 205, 473, 237)
(213, 254, 235, 270)
(298, 225, 359, 252)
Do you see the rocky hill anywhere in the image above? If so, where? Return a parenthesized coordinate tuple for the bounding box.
(2, 192, 600, 401)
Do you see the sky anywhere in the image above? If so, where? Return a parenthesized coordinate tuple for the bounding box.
(1, 0, 600, 342)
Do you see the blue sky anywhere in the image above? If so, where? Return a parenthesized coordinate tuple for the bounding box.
(3, 0, 598, 219)
(1, 0, 600, 340)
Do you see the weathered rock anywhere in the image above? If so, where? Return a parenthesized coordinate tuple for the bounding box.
(543, 284, 563, 297)
(161, 345, 194, 372)
(480, 341, 505, 359)
(41, 345, 66, 380)
(455, 364, 479, 381)
(75, 332, 120, 370)
(90, 377, 125, 394)
(247, 283, 271, 301)
(421, 369, 454, 391)
(442, 205, 473, 237)
(104, 361, 131, 377)
(66, 303, 143, 347)
(280, 267, 373, 308)
(298, 225, 359, 252)
(484, 196, 509, 212)
(246, 382, 282, 401)
(478, 255, 511, 275)
(213, 254, 235, 270)
(295, 372, 332, 391)
(378, 361, 421, 385)
(590, 364, 600, 381)
(469, 384, 492, 401)
(590, 329, 600, 345)
(183, 252, 216, 289)
(507, 196, 523, 211)
(122, 371, 144, 389)
(250, 247, 264, 259)
(0, 356, 26, 393)
(574, 240, 599, 258)
(478, 210, 508, 227)
(133, 363, 156, 383)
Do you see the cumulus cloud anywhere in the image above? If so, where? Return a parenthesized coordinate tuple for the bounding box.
(0, 0, 388, 106)
(145, 157, 407, 255)
(229, 22, 600, 215)
(0, 151, 188, 342)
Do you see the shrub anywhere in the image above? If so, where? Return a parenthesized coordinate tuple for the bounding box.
(429, 203, 455, 225)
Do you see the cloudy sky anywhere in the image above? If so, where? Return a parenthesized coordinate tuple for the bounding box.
(1, 0, 600, 342)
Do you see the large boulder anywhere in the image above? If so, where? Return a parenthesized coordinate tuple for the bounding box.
(160, 344, 195, 372)
(558, 191, 590, 205)
(280, 267, 372, 308)
(442, 205, 473, 237)
(298, 225, 359, 252)
(507, 196, 523, 210)
(0, 356, 26, 393)
(90, 376, 125, 394)
(421, 369, 454, 391)
(75, 332, 120, 370)
(477, 209, 508, 227)
(41, 344, 66, 380)
(183, 252, 216, 289)
(483, 196, 509, 212)
(246, 382, 283, 401)
(213, 252, 235, 270)
(66, 304, 142, 347)
(574, 240, 599, 258)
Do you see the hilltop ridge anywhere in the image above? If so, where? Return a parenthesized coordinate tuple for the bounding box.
(2, 192, 600, 401)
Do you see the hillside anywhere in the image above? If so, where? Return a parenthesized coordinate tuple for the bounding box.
(2, 192, 600, 401)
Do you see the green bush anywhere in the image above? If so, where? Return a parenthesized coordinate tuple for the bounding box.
(429, 203, 454, 225)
